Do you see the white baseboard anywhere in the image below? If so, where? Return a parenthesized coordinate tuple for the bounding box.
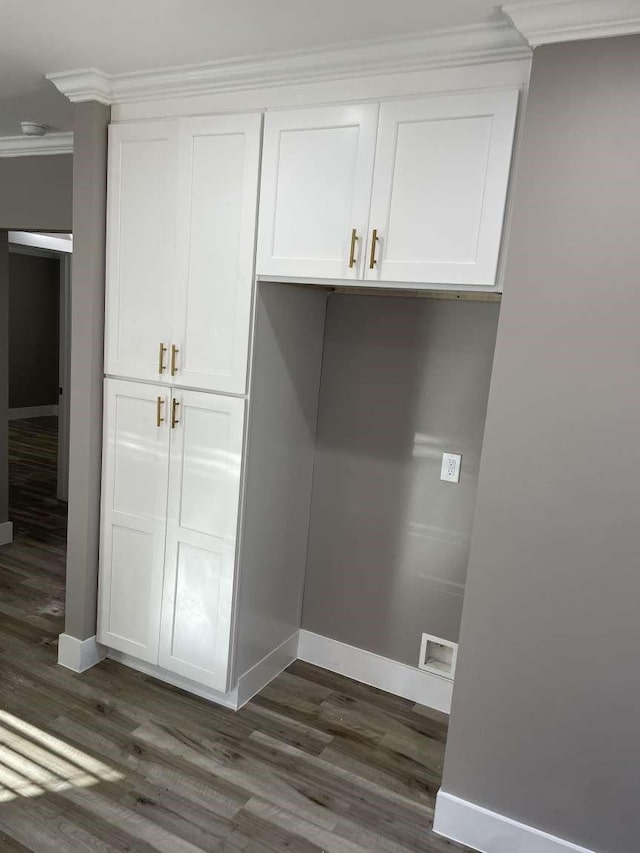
(102, 629, 451, 714)
(8, 405, 59, 420)
(0, 521, 14, 547)
(106, 649, 240, 710)
(433, 791, 598, 853)
(236, 631, 299, 708)
(298, 630, 453, 714)
(57, 633, 107, 673)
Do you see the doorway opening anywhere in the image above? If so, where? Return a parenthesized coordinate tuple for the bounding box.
(2, 231, 71, 625)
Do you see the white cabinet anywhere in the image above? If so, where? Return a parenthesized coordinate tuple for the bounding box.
(173, 116, 261, 394)
(158, 390, 244, 691)
(101, 113, 257, 697)
(104, 121, 178, 383)
(98, 379, 170, 662)
(256, 104, 378, 280)
(256, 91, 518, 289)
(98, 81, 522, 703)
(366, 91, 519, 286)
(105, 114, 262, 394)
(98, 380, 245, 689)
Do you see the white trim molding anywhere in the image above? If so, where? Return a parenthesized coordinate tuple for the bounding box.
(8, 405, 59, 421)
(45, 68, 113, 106)
(47, 22, 529, 105)
(0, 132, 73, 157)
(503, 0, 640, 47)
(58, 634, 107, 673)
(9, 231, 73, 254)
(0, 521, 14, 547)
(434, 791, 599, 853)
(298, 630, 453, 714)
(236, 631, 299, 708)
(101, 630, 449, 712)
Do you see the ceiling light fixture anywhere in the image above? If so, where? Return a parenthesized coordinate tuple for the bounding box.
(20, 121, 48, 137)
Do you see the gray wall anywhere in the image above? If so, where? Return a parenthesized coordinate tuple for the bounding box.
(440, 35, 640, 853)
(64, 101, 110, 640)
(302, 295, 499, 666)
(0, 233, 8, 525)
(236, 282, 327, 677)
(9, 253, 60, 409)
(0, 155, 72, 231)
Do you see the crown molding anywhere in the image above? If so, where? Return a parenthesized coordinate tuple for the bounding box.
(0, 132, 73, 157)
(45, 68, 112, 105)
(503, 0, 640, 47)
(47, 22, 530, 106)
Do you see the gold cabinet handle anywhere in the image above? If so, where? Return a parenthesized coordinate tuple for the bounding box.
(369, 229, 378, 270)
(348, 228, 358, 269)
(171, 398, 180, 429)
(156, 396, 165, 427)
(158, 343, 168, 374)
(170, 344, 179, 377)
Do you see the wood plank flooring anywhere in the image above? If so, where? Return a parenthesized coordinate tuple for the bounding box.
(0, 417, 469, 852)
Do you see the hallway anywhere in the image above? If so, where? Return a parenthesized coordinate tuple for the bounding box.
(8, 416, 66, 543)
(0, 418, 464, 852)
(4, 415, 66, 636)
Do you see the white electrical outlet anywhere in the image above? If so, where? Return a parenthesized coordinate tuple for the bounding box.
(441, 452, 462, 483)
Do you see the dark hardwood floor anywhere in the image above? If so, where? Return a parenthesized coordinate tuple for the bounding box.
(0, 417, 468, 852)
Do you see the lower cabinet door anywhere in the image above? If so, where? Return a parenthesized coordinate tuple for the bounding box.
(98, 379, 171, 662)
(158, 390, 245, 692)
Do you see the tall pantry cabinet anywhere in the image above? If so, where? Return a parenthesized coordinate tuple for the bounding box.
(98, 113, 261, 696)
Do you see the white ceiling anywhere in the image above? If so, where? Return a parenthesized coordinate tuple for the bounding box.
(0, 0, 530, 136)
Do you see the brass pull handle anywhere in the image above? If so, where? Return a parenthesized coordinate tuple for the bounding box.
(369, 229, 378, 270)
(156, 396, 165, 428)
(171, 398, 180, 429)
(170, 344, 179, 377)
(158, 343, 167, 374)
(348, 228, 358, 269)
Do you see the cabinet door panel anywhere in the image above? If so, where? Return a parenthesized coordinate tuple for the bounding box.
(108, 527, 155, 646)
(257, 104, 378, 280)
(168, 541, 233, 677)
(366, 91, 518, 287)
(105, 121, 178, 381)
(98, 380, 170, 662)
(159, 391, 244, 691)
(173, 114, 261, 394)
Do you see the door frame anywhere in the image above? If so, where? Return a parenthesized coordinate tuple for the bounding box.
(57, 253, 71, 501)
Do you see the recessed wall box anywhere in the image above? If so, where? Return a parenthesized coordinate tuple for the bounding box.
(419, 633, 458, 680)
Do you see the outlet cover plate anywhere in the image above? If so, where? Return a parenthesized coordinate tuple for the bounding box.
(441, 452, 462, 483)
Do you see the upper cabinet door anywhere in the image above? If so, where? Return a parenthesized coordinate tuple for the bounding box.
(256, 104, 378, 280)
(365, 91, 519, 287)
(105, 121, 179, 381)
(158, 390, 244, 692)
(171, 114, 262, 395)
(98, 379, 170, 663)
